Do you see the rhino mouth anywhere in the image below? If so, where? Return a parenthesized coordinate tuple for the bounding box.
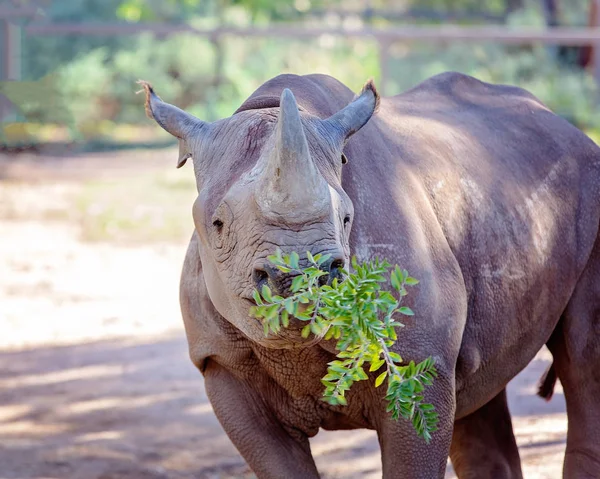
(244, 298, 326, 347)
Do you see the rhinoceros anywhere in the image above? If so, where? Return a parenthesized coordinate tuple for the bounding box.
(139, 72, 600, 478)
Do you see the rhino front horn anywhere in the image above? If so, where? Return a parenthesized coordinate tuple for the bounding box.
(256, 88, 330, 222)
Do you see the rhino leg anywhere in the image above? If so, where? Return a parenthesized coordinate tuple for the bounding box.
(545, 231, 600, 478)
(376, 372, 456, 479)
(449, 388, 522, 479)
(203, 360, 320, 479)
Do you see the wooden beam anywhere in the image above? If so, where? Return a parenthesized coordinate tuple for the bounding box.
(1, 20, 21, 81)
(23, 23, 600, 47)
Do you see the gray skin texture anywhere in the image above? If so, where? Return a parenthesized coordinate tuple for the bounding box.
(140, 72, 600, 478)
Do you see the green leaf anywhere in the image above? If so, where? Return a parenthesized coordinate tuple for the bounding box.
(405, 276, 419, 286)
(267, 254, 280, 265)
(395, 265, 405, 281)
(295, 312, 311, 321)
(261, 284, 272, 303)
(311, 322, 323, 335)
(388, 351, 402, 363)
(329, 363, 349, 375)
(318, 253, 331, 266)
(399, 306, 414, 316)
(264, 304, 278, 320)
(283, 298, 295, 314)
(281, 309, 289, 328)
(291, 275, 305, 293)
(321, 396, 339, 405)
(290, 252, 300, 269)
(375, 371, 388, 387)
(301, 325, 311, 338)
(369, 359, 385, 372)
(252, 289, 263, 305)
(387, 326, 398, 341)
(297, 294, 310, 304)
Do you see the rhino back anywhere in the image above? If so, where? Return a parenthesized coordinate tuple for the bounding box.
(182, 72, 600, 420)
(342, 71, 600, 415)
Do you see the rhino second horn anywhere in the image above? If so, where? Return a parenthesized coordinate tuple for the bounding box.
(257, 89, 330, 221)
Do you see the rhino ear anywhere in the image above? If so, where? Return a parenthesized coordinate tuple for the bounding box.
(322, 79, 380, 144)
(177, 141, 192, 169)
(137, 80, 206, 168)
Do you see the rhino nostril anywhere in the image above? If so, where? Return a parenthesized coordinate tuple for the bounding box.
(330, 258, 345, 273)
(253, 268, 269, 291)
(314, 257, 346, 287)
(327, 257, 346, 285)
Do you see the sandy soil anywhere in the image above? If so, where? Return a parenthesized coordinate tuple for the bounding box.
(0, 150, 568, 478)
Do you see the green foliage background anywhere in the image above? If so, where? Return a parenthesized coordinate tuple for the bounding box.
(5, 0, 600, 142)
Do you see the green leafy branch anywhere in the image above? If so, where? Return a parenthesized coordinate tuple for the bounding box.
(250, 251, 438, 442)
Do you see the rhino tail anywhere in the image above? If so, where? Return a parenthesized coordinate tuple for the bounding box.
(537, 363, 557, 401)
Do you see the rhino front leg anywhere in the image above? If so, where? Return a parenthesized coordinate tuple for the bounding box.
(377, 372, 455, 479)
(203, 360, 320, 479)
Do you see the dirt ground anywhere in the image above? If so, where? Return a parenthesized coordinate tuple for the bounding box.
(0, 149, 568, 478)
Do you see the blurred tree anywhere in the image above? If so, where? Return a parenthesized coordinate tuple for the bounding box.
(114, 0, 312, 23)
(505, 0, 524, 13)
(115, 0, 212, 22)
(8, 0, 600, 147)
(378, 0, 507, 15)
(22, 0, 126, 79)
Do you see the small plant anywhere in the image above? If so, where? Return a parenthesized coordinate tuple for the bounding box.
(250, 251, 438, 442)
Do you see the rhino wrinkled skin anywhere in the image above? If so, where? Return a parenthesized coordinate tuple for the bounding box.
(140, 72, 600, 478)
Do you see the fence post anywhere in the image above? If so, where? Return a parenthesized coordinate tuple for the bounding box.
(378, 40, 391, 96)
(593, 0, 600, 89)
(1, 19, 21, 81)
(1, 18, 22, 126)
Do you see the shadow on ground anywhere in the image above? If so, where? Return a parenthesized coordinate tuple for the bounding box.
(0, 334, 252, 479)
(0, 334, 567, 479)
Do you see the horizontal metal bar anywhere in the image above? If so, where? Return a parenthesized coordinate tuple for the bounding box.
(23, 23, 600, 47)
(307, 7, 506, 22)
(25, 22, 197, 36)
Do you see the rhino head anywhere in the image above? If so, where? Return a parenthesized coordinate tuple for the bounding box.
(139, 79, 379, 348)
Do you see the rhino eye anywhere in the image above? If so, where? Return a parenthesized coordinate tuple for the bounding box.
(344, 215, 351, 227)
(341, 153, 348, 165)
(212, 219, 224, 232)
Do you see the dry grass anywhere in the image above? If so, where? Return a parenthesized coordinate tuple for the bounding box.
(0, 161, 197, 244)
(75, 169, 197, 243)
